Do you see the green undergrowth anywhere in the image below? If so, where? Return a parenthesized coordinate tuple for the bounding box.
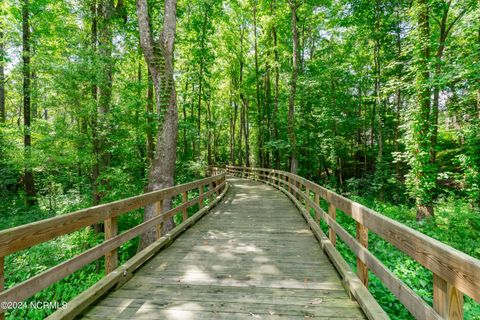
(1, 169, 212, 319)
(315, 194, 480, 320)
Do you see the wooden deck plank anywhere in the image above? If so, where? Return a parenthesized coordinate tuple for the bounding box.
(80, 178, 366, 320)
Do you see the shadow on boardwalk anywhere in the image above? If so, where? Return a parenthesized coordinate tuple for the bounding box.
(81, 178, 365, 319)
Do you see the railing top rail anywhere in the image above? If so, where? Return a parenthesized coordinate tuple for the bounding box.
(0, 173, 225, 257)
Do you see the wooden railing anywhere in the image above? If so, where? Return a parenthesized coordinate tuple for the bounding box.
(0, 173, 227, 319)
(225, 166, 480, 320)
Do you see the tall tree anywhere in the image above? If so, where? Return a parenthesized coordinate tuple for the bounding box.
(0, 25, 5, 123)
(271, 0, 280, 169)
(288, 0, 300, 174)
(408, 0, 435, 220)
(92, 0, 115, 206)
(430, 0, 471, 165)
(22, 0, 37, 206)
(137, 0, 179, 249)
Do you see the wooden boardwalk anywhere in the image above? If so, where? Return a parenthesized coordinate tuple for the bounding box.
(80, 177, 365, 319)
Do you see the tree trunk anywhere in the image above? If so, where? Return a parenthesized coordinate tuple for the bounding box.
(394, 5, 402, 178)
(374, 0, 384, 198)
(22, 0, 37, 207)
(264, 63, 271, 168)
(137, 0, 178, 249)
(0, 29, 5, 123)
(95, 0, 114, 203)
(413, 0, 434, 220)
(238, 99, 243, 166)
(288, 0, 300, 174)
(272, 2, 280, 169)
(196, 7, 209, 160)
(182, 71, 189, 159)
(252, 0, 263, 167)
(207, 98, 212, 165)
(238, 22, 249, 167)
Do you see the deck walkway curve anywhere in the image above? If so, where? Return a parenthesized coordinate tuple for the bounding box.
(2, 166, 479, 320)
(80, 177, 365, 319)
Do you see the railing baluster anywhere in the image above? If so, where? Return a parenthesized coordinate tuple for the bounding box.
(104, 216, 118, 274)
(356, 222, 369, 287)
(305, 186, 310, 214)
(314, 193, 320, 223)
(182, 191, 188, 221)
(155, 199, 164, 239)
(199, 185, 204, 209)
(209, 182, 214, 202)
(328, 203, 337, 246)
(433, 274, 464, 319)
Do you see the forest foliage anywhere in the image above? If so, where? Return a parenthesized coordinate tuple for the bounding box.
(0, 0, 479, 319)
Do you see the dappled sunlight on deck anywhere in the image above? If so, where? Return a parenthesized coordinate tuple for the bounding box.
(80, 178, 365, 319)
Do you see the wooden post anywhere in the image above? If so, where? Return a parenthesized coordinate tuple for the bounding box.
(209, 183, 214, 201)
(314, 193, 320, 223)
(104, 216, 118, 274)
(433, 274, 464, 319)
(328, 203, 336, 246)
(199, 185, 204, 209)
(182, 191, 188, 222)
(305, 187, 310, 214)
(155, 199, 164, 239)
(1, 256, 4, 320)
(356, 222, 368, 287)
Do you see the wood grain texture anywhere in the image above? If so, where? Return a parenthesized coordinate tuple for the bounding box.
(434, 274, 464, 320)
(47, 182, 229, 320)
(298, 184, 443, 320)
(155, 200, 164, 240)
(79, 178, 366, 320)
(264, 179, 387, 320)
(227, 166, 480, 304)
(356, 223, 368, 287)
(227, 167, 458, 320)
(199, 184, 204, 208)
(182, 191, 188, 221)
(104, 217, 118, 274)
(0, 179, 225, 314)
(314, 193, 320, 224)
(328, 203, 337, 247)
(0, 174, 225, 257)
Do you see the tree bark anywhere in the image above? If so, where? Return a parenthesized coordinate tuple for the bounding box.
(252, 0, 263, 167)
(272, 0, 280, 169)
(413, 0, 434, 220)
(196, 7, 209, 160)
(181, 70, 189, 159)
(394, 4, 403, 178)
(374, 0, 384, 199)
(92, 0, 115, 208)
(207, 97, 212, 165)
(288, 0, 300, 174)
(229, 83, 236, 164)
(22, 0, 37, 207)
(0, 29, 5, 123)
(137, 0, 178, 249)
(239, 22, 250, 167)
